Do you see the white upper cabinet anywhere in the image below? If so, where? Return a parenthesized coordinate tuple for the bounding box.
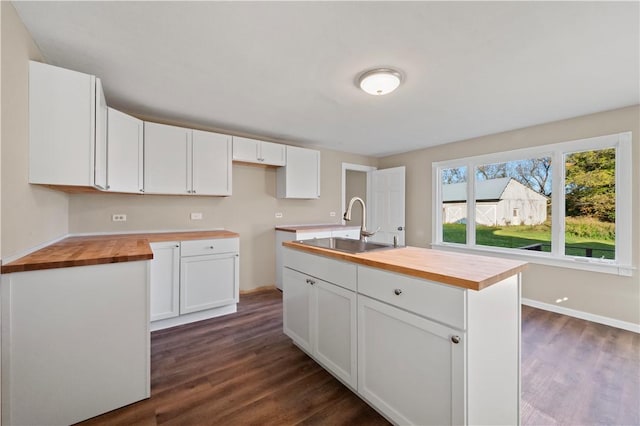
(232, 136, 285, 166)
(144, 122, 232, 196)
(107, 108, 143, 193)
(192, 130, 232, 196)
(144, 122, 191, 195)
(277, 146, 320, 199)
(29, 61, 106, 188)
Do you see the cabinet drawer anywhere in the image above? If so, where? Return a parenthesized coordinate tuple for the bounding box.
(357, 266, 466, 329)
(284, 248, 356, 292)
(181, 238, 239, 257)
(331, 229, 360, 240)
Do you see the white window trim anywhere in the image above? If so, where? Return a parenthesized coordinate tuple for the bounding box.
(432, 132, 633, 276)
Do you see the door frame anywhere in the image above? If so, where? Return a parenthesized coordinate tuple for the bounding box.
(341, 163, 377, 226)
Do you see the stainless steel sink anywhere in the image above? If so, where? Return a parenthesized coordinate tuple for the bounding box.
(297, 237, 396, 254)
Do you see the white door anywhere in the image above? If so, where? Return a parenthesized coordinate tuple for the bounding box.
(192, 130, 232, 196)
(144, 122, 190, 194)
(313, 280, 357, 389)
(358, 295, 465, 426)
(180, 253, 238, 314)
(149, 242, 180, 321)
(282, 267, 313, 353)
(107, 108, 144, 193)
(368, 166, 406, 245)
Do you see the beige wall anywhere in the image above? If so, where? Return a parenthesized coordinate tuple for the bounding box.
(1, 2, 69, 260)
(345, 170, 367, 226)
(69, 139, 376, 291)
(379, 105, 640, 325)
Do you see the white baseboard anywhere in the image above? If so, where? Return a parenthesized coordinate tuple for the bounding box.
(522, 298, 640, 333)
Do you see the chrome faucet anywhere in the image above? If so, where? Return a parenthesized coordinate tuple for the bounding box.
(343, 197, 379, 241)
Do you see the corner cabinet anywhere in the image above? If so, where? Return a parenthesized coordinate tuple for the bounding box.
(277, 146, 320, 199)
(29, 61, 107, 188)
(232, 136, 286, 166)
(144, 122, 232, 196)
(150, 237, 240, 331)
(282, 248, 521, 426)
(107, 108, 144, 193)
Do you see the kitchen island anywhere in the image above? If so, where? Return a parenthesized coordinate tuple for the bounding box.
(282, 240, 527, 426)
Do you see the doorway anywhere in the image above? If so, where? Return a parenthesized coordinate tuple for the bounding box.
(341, 163, 376, 227)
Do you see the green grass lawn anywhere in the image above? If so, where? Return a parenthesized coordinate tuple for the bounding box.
(443, 223, 615, 259)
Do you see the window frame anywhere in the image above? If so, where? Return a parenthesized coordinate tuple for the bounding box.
(432, 132, 632, 276)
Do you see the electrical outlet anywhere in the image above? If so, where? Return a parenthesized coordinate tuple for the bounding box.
(190, 212, 203, 220)
(275, 212, 283, 218)
(329, 211, 336, 217)
(112, 214, 127, 222)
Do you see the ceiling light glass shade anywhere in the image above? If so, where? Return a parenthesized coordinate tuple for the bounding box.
(358, 68, 402, 95)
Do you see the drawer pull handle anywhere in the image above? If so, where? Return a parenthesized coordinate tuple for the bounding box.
(394, 289, 402, 295)
(305, 279, 316, 285)
(209, 246, 215, 249)
(175, 244, 179, 248)
(451, 335, 460, 344)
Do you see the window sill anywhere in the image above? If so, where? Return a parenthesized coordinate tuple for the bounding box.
(430, 242, 634, 277)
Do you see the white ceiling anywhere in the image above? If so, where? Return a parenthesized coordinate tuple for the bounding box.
(12, 1, 640, 157)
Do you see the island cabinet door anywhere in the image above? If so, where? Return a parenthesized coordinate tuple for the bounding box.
(282, 267, 313, 353)
(313, 279, 357, 389)
(357, 295, 466, 426)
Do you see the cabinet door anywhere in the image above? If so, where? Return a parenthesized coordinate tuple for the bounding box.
(29, 61, 95, 186)
(144, 122, 190, 194)
(358, 295, 465, 426)
(260, 141, 286, 166)
(180, 253, 239, 314)
(282, 267, 313, 353)
(276, 146, 320, 199)
(107, 108, 144, 193)
(232, 136, 259, 163)
(94, 78, 108, 190)
(149, 242, 180, 321)
(192, 130, 232, 196)
(314, 280, 357, 389)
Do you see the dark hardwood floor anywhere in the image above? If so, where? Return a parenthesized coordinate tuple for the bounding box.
(521, 305, 639, 426)
(79, 289, 639, 426)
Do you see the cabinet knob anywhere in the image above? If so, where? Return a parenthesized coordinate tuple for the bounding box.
(394, 288, 402, 295)
(175, 245, 180, 248)
(106, 185, 110, 190)
(451, 335, 460, 344)
(209, 246, 215, 249)
(193, 190, 197, 194)
(139, 189, 145, 193)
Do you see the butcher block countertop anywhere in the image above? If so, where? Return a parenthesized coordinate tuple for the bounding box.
(1, 230, 239, 274)
(276, 224, 360, 233)
(283, 241, 527, 291)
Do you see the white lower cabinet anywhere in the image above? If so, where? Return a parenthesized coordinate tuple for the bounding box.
(181, 252, 239, 314)
(149, 241, 180, 321)
(358, 295, 465, 426)
(282, 248, 520, 426)
(150, 237, 240, 331)
(283, 267, 357, 389)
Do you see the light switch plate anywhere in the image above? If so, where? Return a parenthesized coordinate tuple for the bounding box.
(190, 212, 203, 220)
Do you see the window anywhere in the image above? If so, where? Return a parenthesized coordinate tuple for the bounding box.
(432, 132, 632, 276)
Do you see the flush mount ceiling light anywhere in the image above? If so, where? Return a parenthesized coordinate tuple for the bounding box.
(357, 68, 402, 96)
